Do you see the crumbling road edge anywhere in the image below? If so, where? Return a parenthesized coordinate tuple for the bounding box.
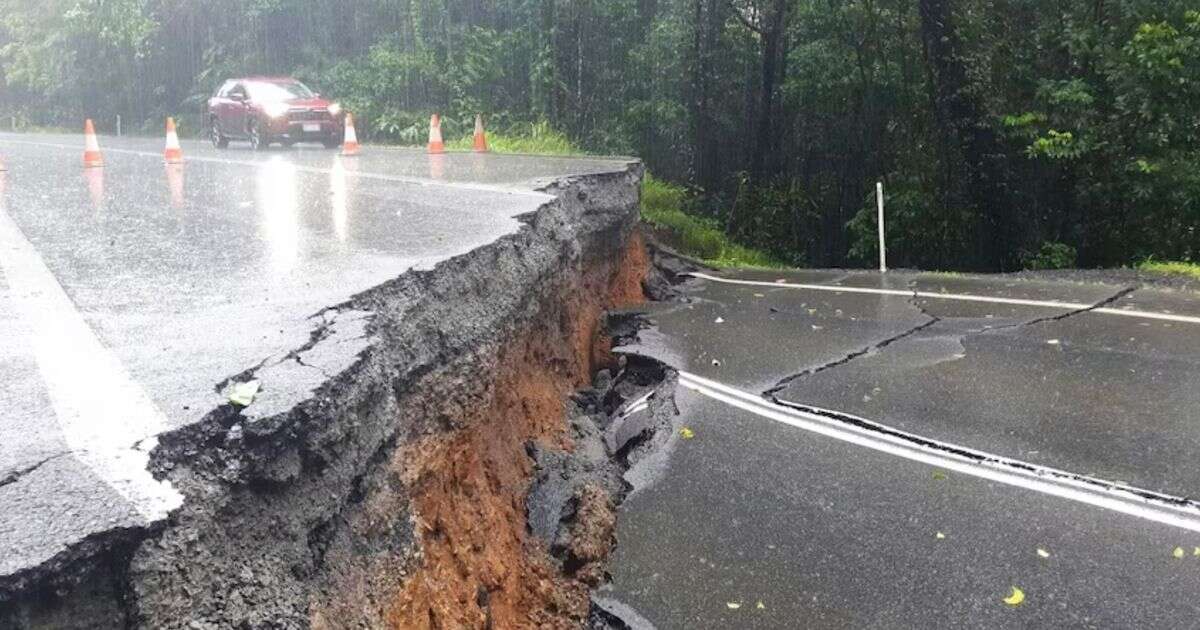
(0, 161, 690, 629)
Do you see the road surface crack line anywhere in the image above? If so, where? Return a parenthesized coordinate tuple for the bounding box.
(762, 291, 939, 398)
(0, 452, 74, 488)
(293, 355, 334, 379)
(976, 285, 1138, 334)
(681, 370, 1200, 533)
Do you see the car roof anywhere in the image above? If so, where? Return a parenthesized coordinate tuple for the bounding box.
(234, 76, 301, 84)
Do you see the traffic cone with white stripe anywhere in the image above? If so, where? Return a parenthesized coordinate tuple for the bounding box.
(427, 114, 444, 154)
(472, 114, 488, 153)
(164, 117, 184, 164)
(166, 163, 185, 208)
(341, 113, 360, 156)
(83, 119, 104, 168)
(85, 167, 104, 209)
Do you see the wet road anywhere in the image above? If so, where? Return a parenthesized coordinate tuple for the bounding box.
(0, 131, 634, 584)
(603, 269, 1200, 628)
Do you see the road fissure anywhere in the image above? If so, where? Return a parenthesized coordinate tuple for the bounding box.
(974, 285, 1139, 335)
(762, 290, 941, 397)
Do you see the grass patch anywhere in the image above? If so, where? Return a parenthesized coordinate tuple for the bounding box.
(1138, 260, 1200, 280)
(445, 120, 581, 155)
(640, 175, 785, 269)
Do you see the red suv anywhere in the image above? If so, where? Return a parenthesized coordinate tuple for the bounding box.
(208, 77, 345, 150)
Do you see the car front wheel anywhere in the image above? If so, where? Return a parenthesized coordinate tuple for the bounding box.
(211, 118, 229, 149)
(248, 120, 268, 151)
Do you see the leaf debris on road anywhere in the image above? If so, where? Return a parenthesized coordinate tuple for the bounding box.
(228, 380, 261, 407)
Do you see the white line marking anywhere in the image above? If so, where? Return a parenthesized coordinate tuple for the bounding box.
(677, 370, 1200, 533)
(0, 191, 181, 519)
(688, 272, 1200, 325)
(620, 390, 655, 417)
(0, 137, 553, 200)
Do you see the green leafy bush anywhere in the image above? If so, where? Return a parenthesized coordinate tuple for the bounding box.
(641, 176, 783, 268)
(1022, 242, 1078, 270)
(1138, 259, 1200, 279)
(445, 120, 579, 155)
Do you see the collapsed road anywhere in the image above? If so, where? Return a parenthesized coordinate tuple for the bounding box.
(0, 133, 679, 628)
(7, 130, 1200, 629)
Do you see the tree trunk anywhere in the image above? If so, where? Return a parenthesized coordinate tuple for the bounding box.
(918, 0, 1012, 270)
(750, 0, 787, 184)
(690, 0, 724, 196)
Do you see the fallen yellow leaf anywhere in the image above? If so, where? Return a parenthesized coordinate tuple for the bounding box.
(726, 602, 741, 610)
(1036, 548, 1050, 558)
(1003, 586, 1025, 606)
(756, 601, 765, 610)
(228, 380, 261, 407)
(1173, 546, 1185, 559)
(680, 427, 695, 440)
(935, 532, 946, 540)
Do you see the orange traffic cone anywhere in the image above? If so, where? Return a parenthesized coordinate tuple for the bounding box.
(164, 117, 184, 164)
(427, 114, 444, 154)
(83, 119, 104, 168)
(472, 114, 488, 153)
(85, 167, 104, 210)
(166, 163, 185, 209)
(341, 113, 360, 156)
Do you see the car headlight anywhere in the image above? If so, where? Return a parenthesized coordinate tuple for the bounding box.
(263, 102, 289, 119)
(328, 103, 342, 116)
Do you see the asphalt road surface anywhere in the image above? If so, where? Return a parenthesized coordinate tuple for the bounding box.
(0, 131, 633, 585)
(602, 269, 1200, 628)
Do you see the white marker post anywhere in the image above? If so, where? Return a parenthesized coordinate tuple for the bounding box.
(876, 181, 887, 273)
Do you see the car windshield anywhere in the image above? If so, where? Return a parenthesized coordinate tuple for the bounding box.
(246, 81, 314, 102)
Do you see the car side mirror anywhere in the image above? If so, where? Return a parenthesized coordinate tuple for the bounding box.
(230, 93, 246, 102)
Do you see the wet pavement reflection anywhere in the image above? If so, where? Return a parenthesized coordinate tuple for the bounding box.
(0, 130, 636, 581)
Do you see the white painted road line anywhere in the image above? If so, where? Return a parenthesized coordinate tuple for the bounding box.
(0, 137, 554, 200)
(678, 370, 1200, 533)
(0, 184, 181, 519)
(688, 272, 1200, 325)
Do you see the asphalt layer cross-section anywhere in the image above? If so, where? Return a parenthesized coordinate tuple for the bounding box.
(0, 131, 634, 584)
(603, 268, 1200, 628)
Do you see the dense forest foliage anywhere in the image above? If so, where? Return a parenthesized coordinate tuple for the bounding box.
(1, 0, 1198, 270)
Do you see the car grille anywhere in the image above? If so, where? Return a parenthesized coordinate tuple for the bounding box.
(287, 109, 331, 122)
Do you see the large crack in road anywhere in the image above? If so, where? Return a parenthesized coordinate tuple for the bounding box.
(1, 164, 675, 629)
(762, 291, 942, 398)
(763, 282, 1140, 401)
